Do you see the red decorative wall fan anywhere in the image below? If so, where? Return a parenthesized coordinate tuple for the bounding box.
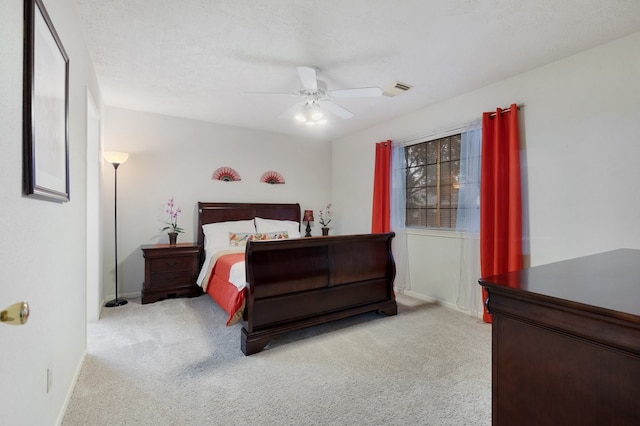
(260, 171, 285, 184)
(212, 167, 241, 182)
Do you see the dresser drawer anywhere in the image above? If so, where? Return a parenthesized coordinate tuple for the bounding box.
(149, 256, 194, 273)
(150, 270, 194, 289)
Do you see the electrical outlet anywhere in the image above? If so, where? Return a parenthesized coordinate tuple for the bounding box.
(46, 366, 53, 393)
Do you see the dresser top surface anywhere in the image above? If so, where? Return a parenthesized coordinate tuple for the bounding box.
(480, 249, 640, 319)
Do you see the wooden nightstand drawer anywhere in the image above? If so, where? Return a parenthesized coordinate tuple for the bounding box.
(141, 243, 203, 304)
(149, 256, 193, 273)
(150, 271, 193, 288)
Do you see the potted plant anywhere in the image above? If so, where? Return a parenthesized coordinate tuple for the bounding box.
(318, 204, 332, 236)
(162, 197, 184, 244)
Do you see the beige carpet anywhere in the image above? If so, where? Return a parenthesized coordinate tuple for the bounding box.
(63, 293, 491, 425)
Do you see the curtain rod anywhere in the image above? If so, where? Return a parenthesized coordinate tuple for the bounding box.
(397, 118, 481, 147)
(396, 103, 523, 146)
(488, 104, 523, 117)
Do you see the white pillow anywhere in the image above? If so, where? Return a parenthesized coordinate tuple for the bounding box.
(255, 217, 301, 239)
(202, 219, 256, 249)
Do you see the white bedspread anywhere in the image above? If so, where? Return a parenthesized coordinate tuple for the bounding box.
(196, 246, 247, 291)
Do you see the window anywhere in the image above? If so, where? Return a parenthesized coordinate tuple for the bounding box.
(405, 134, 461, 229)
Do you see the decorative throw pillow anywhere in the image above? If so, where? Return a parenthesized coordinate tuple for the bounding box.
(229, 231, 289, 246)
(229, 232, 256, 246)
(257, 231, 289, 240)
(202, 219, 256, 249)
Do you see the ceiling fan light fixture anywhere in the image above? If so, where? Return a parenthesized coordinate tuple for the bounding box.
(294, 100, 327, 126)
(310, 107, 323, 121)
(298, 117, 327, 126)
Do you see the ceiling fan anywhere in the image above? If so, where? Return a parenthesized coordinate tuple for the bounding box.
(246, 66, 383, 125)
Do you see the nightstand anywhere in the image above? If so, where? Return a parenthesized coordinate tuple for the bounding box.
(141, 243, 202, 304)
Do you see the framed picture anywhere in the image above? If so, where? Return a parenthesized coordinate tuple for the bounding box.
(23, 0, 70, 202)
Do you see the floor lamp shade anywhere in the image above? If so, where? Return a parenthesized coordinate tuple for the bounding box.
(104, 151, 128, 307)
(103, 151, 129, 165)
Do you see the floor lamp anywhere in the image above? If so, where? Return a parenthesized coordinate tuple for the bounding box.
(104, 151, 129, 307)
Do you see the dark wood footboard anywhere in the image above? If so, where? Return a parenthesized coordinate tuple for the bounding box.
(242, 232, 397, 355)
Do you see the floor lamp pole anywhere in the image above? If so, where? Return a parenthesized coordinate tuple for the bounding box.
(105, 158, 128, 307)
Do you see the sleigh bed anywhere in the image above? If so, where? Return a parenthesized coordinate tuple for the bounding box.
(197, 202, 397, 355)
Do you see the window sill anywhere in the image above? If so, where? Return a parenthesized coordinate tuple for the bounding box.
(403, 227, 479, 240)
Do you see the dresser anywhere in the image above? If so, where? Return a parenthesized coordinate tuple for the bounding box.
(141, 243, 202, 304)
(479, 249, 640, 425)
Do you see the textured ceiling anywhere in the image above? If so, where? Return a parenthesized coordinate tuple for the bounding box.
(73, 0, 640, 141)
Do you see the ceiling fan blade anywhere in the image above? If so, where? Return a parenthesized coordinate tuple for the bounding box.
(296, 66, 318, 91)
(321, 100, 354, 119)
(329, 86, 383, 98)
(242, 91, 298, 96)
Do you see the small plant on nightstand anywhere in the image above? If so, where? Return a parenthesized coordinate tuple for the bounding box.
(162, 197, 184, 244)
(319, 203, 332, 236)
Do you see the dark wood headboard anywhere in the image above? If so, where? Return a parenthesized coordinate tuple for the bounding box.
(197, 202, 301, 248)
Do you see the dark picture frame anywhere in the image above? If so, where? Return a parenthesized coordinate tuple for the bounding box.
(23, 0, 70, 202)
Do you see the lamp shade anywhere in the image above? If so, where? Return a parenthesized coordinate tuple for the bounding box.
(103, 151, 129, 165)
(303, 210, 314, 223)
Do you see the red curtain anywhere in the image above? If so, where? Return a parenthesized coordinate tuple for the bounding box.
(372, 140, 392, 233)
(480, 104, 522, 323)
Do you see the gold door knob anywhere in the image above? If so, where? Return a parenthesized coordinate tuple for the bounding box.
(1, 302, 30, 325)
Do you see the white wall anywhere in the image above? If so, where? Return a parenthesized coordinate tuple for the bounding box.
(102, 107, 332, 297)
(332, 32, 640, 311)
(0, 0, 103, 424)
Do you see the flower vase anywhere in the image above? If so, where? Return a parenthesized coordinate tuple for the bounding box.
(168, 232, 178, 245)
(322, 227, 330, 236)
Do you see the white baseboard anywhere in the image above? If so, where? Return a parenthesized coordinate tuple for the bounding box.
(400, 289, 482, 320)
(102, 291, 141, 305)
(56, 349, 86, 426)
